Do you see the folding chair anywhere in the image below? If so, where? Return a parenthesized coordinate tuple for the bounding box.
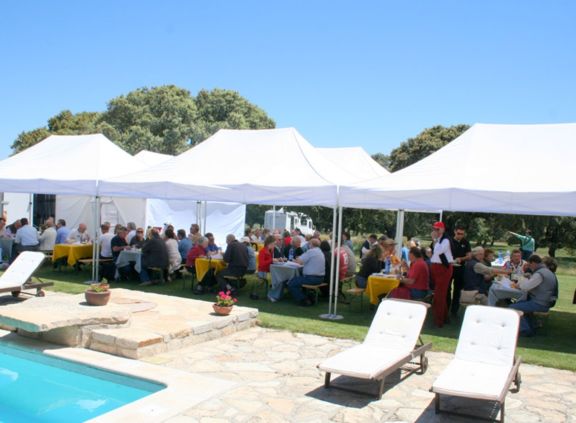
(431, 305, 522, 422)
(0, 251, 53, 298)
(318, 299, 431, 399)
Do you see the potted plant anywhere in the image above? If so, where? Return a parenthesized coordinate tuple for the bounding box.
(85, 282, 111, 306)
(213, 290, 237, 315)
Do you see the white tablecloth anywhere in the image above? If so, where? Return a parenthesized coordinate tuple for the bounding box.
(269, 263, 302, 300)
(116, 249, 142, 273)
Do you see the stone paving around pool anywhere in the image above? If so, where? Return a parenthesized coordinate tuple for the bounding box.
(0, 289, 258, 359)
(146, 327, 576, 423)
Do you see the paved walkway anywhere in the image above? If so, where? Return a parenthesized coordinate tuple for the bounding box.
(142, 327, 576, 423)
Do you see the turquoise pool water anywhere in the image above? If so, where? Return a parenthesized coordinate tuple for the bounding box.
(0, 343, 165, 422)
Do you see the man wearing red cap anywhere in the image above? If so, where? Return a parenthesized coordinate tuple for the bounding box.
(430, 221, 454, 327)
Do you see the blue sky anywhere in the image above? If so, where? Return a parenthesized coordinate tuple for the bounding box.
(1, 1, 575, 159)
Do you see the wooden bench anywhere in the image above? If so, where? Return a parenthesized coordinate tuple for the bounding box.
(532, 311, 550, 331)
(345, 287, 366, 312)
(302, 283, 328, 304)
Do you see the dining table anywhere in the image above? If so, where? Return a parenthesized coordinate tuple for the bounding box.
(269, 262, 302, 300)
(52, 243, 94, 266)
(366, 274, 401, 305)
(116, 249, 142, 273)
(195, 257, 227, 281)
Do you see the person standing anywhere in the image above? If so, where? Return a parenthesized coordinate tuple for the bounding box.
(508, 229, 535, 260)
(448, 225, 471, 318)
(430, 221, 453, 328)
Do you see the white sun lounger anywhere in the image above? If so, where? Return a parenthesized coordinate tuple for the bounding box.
(318, 299, 431, 399)
(0, 251, 52, 298)
(431, 305, 522, 422)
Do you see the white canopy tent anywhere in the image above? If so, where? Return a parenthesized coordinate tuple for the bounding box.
(317, 147, 389, 179)
(0, 134, 146, 196)
(100, 128, 360, 205)
(340, 123, 576, 216)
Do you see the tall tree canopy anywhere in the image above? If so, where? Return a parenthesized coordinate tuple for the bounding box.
(11, 85, 275, 155)
(388, 124, 470, 172)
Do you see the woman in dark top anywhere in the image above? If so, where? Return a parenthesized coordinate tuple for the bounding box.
(356, 244, 384, 288)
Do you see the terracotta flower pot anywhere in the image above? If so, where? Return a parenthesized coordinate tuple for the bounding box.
(213, 304, 233, 315)
(85, 290, 111, 306)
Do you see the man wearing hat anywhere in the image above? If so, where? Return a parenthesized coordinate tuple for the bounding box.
(430, 221, 454, 328)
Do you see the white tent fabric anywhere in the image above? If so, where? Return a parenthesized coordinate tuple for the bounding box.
(317, 147, 389, 179)
(0, 134, 146, 195)
(133, 150, 173, 167)
(100, 128, 360, 205)
(134, 150, 246, 243)
(340, 123, 576, 216)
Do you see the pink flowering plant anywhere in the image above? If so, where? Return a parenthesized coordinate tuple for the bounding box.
(215, 290, 238, 307)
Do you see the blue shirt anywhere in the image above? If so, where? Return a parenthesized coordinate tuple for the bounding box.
(15, 225, 39, 246)
(178, 238, 192, 260)
(55, 227, 71, 244)
(207, 243, 219, 253)
(299, 247, 325, 276)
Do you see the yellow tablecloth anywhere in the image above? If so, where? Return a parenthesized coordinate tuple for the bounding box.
(366, 275, 401, 305)
(53, 244, 94, 266)
(195, 258, 227, 281)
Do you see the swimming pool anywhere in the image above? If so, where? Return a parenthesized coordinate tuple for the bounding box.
(0, 343, 165, 422)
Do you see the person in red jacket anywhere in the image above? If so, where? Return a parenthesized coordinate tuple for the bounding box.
(186, 236, 208, 272)
(257, 235, 277, 278)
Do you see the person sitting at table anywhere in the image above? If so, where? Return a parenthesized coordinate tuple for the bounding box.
(257, 235, 277, 280)
(99, 223, 114, 260)
(110, 226, 132, 280)
(54, 219, 71, 245)
(287, 238, 325, 306)
(284, 236, 304, 261)
(38, 217, 57, 252)
(126, 222, 137, 244)
(273, 233, 286, 260)
(5, 219, 22, 239)
(503, 249, 526, 279)
(129, 228, 146, 248)
(252, 228, 262, 242)
(381, 239, 401, 273)
(164, 228, 182, 279)
(13, 218, 39, 260)
(508, 254, 558, 337)
(356, 244, 384, 288)
(341, 241, 357, 278)
(464, 247, 511, 305)
(0, 217, 7, 238)
(341, 231, 354, 251)
(319, 240, 332, 285)
(188, 223, 201, 246)
(216, 234, 249, 293)
(205, 232, 221, 257)
(360, 234, 378, 259)
(392, 247, 430, 300)
(177, 229, 192, 263)
(139, 229, 169, 286)
(241, 236, 256, 274)
(67, 223, 91, 244)
(186, 236, 208, 273)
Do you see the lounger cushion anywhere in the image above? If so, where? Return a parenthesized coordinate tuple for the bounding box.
(454, 305, 519, 367)
(432, 358, 512, 401)
(364, 299, 428, 351)
(0, 252, 46, 292)
(318, 344, 408, 379)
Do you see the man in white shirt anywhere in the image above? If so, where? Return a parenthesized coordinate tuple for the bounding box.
(99, 223, 115, 259)
(38, 217, 57, 251)
(430, 221, 453, 328)
(13, 218, 39, 261)
(287, 238, 325, 306)
(67, 223, 91, 244)
(126, 222, 137, 244)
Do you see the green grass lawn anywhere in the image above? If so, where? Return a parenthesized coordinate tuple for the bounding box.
(19, 258, 576, 372)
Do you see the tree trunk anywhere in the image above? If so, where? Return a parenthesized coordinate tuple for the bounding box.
(548, 245, 556, 257)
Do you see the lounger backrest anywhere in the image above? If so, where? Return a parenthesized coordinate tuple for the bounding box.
(455, 305, 519, 367)
(0, 252, 46, 290)
(364, 299, 428, 351)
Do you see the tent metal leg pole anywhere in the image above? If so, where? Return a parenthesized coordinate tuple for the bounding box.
(331, 205, 344, 319)
(320, 204, 337, 319)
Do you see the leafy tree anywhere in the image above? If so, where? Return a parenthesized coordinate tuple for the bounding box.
(11, 127, 51, 153)
(47, 110, 101, 134)
(101, 85, 198, 155)
(388, 124, 470, 172)
(192, 89, 275, 145)
(371, 153, 390, 170)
